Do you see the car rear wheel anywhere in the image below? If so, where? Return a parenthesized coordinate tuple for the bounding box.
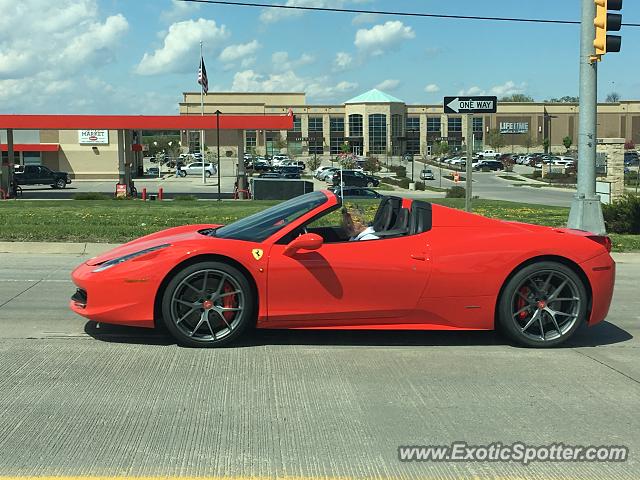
(498, 261, 587, 348)
(161, 261, 255, 347)
(205, 171, 212, 177)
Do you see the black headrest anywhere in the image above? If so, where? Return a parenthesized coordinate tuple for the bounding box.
(371, 197, 402, 231)
(392, 208, 409, 230)
(409, 202, 433, 235)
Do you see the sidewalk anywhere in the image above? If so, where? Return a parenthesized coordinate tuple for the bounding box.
(0, 241, 638, 262)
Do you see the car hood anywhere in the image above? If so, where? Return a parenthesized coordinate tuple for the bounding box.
(85, 224, 222, 266)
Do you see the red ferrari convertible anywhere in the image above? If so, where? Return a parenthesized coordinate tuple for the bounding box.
(70, 190, 615, 348)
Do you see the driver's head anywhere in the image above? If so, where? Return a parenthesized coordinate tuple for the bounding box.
(341, 204, 367, 237)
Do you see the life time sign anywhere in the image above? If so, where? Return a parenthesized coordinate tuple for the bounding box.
(500, 122, 529, 134)
(78, 130, 109, 145)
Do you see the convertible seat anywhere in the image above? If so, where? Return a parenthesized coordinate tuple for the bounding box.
(375, 207, 410, 238)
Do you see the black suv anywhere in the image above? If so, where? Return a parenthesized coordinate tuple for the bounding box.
(474, 160, 504, 171)
(14, 165, 71, 189)
(331, 170, 379, 187)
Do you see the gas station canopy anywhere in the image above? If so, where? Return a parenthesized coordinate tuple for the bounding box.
(0, 114, 293, 130)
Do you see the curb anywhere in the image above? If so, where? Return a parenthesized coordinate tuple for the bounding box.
(0, 242, 120, 256)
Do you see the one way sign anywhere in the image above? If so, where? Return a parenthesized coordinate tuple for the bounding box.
(444, 96, 497, 114)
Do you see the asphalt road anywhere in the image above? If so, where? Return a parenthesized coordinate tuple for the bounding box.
(0, 250, 638, 478)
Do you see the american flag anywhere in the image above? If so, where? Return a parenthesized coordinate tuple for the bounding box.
(198, 56, 208, 94)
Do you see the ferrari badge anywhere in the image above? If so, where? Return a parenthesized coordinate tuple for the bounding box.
(252, 249, 264, 260)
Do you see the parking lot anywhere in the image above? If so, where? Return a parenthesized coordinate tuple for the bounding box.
(0, 249, 638, 478)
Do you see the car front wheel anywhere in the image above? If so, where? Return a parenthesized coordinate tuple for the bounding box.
(498, 261, 588, 347)
(366, 181, 374, 187)
(55, 178, 67, 189)
(161, 261, 255, 347)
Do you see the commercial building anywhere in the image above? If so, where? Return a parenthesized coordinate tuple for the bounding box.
(179, 89, 640, 158)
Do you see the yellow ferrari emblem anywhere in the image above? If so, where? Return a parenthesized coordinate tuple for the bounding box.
(252, 249, 264, 260)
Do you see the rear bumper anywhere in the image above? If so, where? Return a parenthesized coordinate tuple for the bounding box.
(580, 252, 616, 326)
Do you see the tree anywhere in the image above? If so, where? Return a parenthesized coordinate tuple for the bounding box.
(545, 96, 579, 103)
(275, 137, 287, 154)
(363, 156, 381, 174)
(501, 94, 534, 102)
(523, 135, 537, 153)
(340, 142, 350, 154)
(486, 129, 505, 151)
(606, 92, 621, 103)
(307, 156, 322, 172)
(563, 136, 573, 151)
(433, 141, 450, 158)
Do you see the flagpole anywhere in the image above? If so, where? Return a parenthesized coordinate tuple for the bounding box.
(200, 41, 206, 185)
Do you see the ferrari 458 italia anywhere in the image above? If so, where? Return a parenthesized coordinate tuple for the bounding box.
(71, 190, 615, 348)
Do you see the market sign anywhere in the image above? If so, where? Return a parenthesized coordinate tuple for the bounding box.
(500, 122, 529, 134)
(78, 130, 109, 145)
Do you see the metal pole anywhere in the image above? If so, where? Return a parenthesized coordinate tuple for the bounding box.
(465, 114, 473, 212)
(200, 41, 206, 185)
(567, 0, 606, 234)
(216, 110, 221, 201)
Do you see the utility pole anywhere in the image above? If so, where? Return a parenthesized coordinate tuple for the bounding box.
(567, 0, 608, 234)
(465, 115, 473, 212)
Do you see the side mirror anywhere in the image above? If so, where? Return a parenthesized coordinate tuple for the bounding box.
(284, 233, 323, 256)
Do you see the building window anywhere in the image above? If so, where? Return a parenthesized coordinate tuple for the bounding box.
(330, 137, 345, 154)
(349, 114, 363, 137)
(189, 131, 201, 152)
(293, 117, 302, 132)
(473, 117, 483, 132)
(309, 139, 324, 155)
(245, 131, 257, 151)
(288, 141, 303, 155)
(330, 117, 344, 133)
(391, 114, 403, 138)
(427, 117, 441, 133)
(448, 117, 462, 133)
(368, 113, 387, 154)
(309, 117, 323, 133)
(406, 116, 420, 132)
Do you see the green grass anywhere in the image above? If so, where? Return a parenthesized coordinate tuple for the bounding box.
(0, 198, 637, 251)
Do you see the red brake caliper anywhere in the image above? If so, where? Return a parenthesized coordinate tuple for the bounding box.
(517, 286, 530, 320)
(222, 283, 236, 322)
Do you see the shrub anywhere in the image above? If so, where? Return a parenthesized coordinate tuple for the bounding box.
(446, 186, 466, 198)
(414, 181, 425, 191)
(532, 170, 542, 179)
(307, 156, 322, 172)
(73, 192, 110, 200)
(174, 195, 197, 201)
(398, 178, 410, 189)
(603, 194, 640, 234)
(389, 165, 407, 178)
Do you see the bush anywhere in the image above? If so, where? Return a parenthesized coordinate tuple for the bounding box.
(73, 192, 110, 200)
(398, 178, 410, 189)
(414, 181, 425, 191)
(532, 170, 542, 179)
(603, 194, 640, 234)
(446, 186, 466, 198)
(173, 195, 197, 201)
(389, 165, 407, 178)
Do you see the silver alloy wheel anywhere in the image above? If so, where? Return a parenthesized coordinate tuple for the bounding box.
(510, 269, 581, 342)
(169, 269, 244, 342)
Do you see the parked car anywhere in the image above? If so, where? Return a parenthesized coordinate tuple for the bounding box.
(331, 170, 380, 187)
(180, 162, 217, 177)
(476, 149, 500, 159)
(318, 167, 340, 181)
(328, 186, 382, 198)
(253, 161, 272, 172)
(473, 160, 504, 171)
(283, 160, 305, 171)
(14, 164, 71, 189)
(624, 152, 638, 166)
(314, 165, 334, 178)
(420, 169, 435, 180)
(257, 172, 282, 179)
(274, 166, 302, 179)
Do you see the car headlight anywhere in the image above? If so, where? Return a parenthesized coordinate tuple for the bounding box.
(92, 244, 171, 273)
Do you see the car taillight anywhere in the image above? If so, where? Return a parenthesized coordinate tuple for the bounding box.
(587, 235, 612, 253)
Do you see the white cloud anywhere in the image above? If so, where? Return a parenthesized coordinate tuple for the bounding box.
(260, 0, 359, 23)
(219, 40, 261, 63)
(425, 84, 440, 93)
(352, 13, 380, 25)
(457, 81, 528, 97)
(136, 18, 229, 75)
(354, 21, 415, 56)
(231, 69, 357, 101)
(0, 0, 128, 80)
(271, 52, 315, 70)
(334, 52, 353, 71)
(376, 79, 400, 91)
(161, 0, 201, 22)
(0, 0, 130, 112)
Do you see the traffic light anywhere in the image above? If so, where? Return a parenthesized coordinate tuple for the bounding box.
(593, 0, 623, 61)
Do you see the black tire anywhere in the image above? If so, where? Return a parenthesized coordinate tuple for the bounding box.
(366, 181, 374, 187)
(161, 261, 255, 348)
(205, 171, 212, 178)
(55, 178, 66, 189)
(498, 261, 588, 348)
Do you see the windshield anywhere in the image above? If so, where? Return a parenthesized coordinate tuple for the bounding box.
(213, 191, 328, 242)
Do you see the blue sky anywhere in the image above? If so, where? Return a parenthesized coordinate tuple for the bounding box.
(1, 0, 638, 114)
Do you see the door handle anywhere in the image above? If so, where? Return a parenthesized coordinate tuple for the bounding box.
(410, 254, 426, 261)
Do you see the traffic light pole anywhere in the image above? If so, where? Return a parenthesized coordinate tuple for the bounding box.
(567, 0, 606, 234)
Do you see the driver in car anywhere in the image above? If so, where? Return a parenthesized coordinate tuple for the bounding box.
(342, 205, 379, 241)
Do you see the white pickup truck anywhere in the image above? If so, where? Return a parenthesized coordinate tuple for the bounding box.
(475, 149, 500, 159)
